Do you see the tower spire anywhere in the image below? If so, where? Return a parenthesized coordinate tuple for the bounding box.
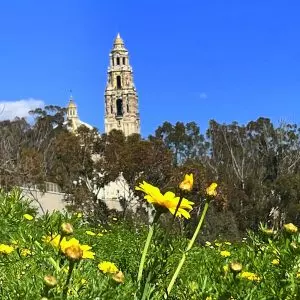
(104, 34, 140, 136)
(113, 33, 126, 51)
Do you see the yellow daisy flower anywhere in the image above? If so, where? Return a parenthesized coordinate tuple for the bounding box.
(135, 181, 194, 219)
(98, 261, 119, 274)
(179, 173, 194, 192)
(60, 237, 95, 260)
(206, 183, 218, 197)
(220, 250, 231, 257)
(21, 248, 32, 257)
(240, 271, 261, 282)
(0, 244, 14, 254)
(284, 223, 298, 233)
(42, 233, 62, 249)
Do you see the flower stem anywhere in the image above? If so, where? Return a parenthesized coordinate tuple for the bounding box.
(166, 201, 209, 297)
(137, 212, 160, 282)
(63, 261, 75, 297)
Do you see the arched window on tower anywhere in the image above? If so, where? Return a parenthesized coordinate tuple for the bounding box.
(111, 104, 113, 114)
(123, 57, 126, 65)
(116, 99, 123, 117)
(116, 57, 120, 65)
(127, 102, 130, 113)
(116, 76, 122, 89)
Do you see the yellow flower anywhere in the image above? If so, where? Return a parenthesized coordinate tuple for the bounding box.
(42, 234, 62, 249)
(0, 244, 14, 254)
(60, 237, 95, 260)
(220, 250, 231, 257)
(85, 230, 96, 236)
(23, 214, 34, 221)
(179, 173, 194, 192)
(21, 248, 31, 257)
(206, 183, 218, 197)
(98, 261, 119, 274)
(296, 272, 300, 279)
(76, 212, 83, 218)
(65, 244, 83, 262)
(272, 259, 280, 265)
(240, 271, 261, 282)
(81, 278, 87, 285)
(97, 233, 104, 237)
(224, 241, 232, 246)
(135, 181, 194, 219)
(261, 226, 276, 236)
(284, 223, 298, 233)
(215, 242, 222, 247)
(205, 241, 211, 246)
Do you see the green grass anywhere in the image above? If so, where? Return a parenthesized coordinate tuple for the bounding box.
(1, 188, 300, 299)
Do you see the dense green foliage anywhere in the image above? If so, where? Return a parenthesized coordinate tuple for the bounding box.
(1, 190, 300, 299)
(1, 106, 300, 240)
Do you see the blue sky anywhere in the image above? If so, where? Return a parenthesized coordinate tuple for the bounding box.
(0, 0, 299, 137)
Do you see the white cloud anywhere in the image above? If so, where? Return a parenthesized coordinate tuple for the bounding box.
(199, 92, 208, 100)
(0, 99, 45, 121)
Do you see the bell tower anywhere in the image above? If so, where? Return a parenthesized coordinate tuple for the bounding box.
(104, 33, 140, 136)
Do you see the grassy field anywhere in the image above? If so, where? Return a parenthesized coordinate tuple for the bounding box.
(1, 188, 300, 300)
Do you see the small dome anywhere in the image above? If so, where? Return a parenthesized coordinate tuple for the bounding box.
(68, 99, 77, 108)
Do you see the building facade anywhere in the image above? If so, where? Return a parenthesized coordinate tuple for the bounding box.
(104, 33, 140, 136)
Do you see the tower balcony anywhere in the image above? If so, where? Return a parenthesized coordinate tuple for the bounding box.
(115, 113, 123, 120)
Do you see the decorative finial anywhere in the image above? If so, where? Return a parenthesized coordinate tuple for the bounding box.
(116, 33, 121, 39)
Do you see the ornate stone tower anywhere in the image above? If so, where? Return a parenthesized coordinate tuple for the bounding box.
(104, 33, 140, 136)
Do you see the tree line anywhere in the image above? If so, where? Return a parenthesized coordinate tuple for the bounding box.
(1, 106, 300, 240)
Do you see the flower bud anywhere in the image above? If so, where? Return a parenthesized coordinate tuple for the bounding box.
(61, 223, 74, 236)
(43, 275, 57, 288)
(284, 223, 298, 234)
(230, 262, 242, 274)
(112, 271, 125, 283)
